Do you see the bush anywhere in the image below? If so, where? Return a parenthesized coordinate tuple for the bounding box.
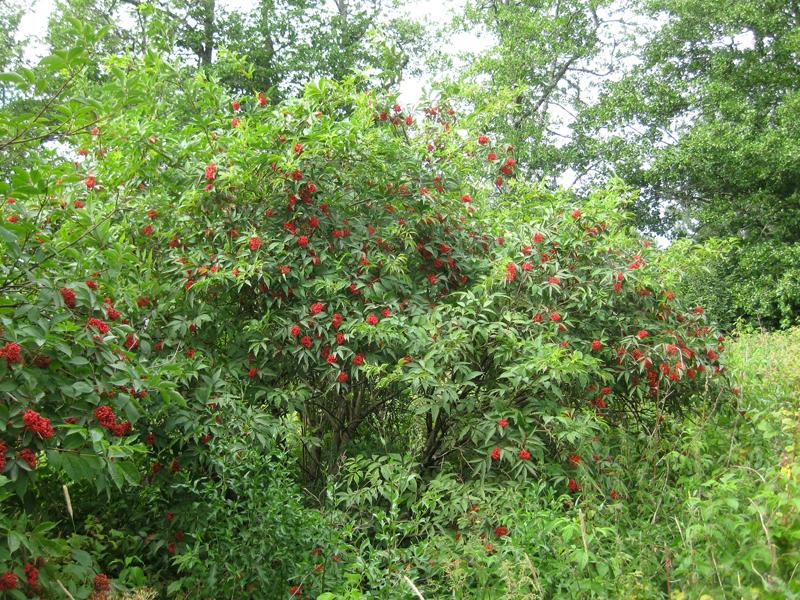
(0, 42, 730, 597)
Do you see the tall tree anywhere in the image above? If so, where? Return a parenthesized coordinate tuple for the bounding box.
(0, 0, 22, 70)
(45, 0, 428, 99)
(0, 0, 24, 104)
(572, 0, 800, 238)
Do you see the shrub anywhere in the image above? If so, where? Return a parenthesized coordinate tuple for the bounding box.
(0, 43, 729, 596)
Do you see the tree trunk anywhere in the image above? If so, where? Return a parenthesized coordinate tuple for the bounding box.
(199, 0, 215, 66)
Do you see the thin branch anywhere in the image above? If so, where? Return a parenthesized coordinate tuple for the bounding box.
(401, 575, 425, 600)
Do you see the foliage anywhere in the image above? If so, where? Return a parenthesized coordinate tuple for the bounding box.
(0, 20, 733, 595)
(0, 1, 22, 81)
(563, 0, 800, 326)
(668, 239, 800, 330)
(446, 0, 800, 328)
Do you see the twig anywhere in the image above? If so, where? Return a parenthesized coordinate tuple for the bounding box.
(56, 580, 76, 600)
(664, 544, 672, 598)
(710, 549, 727, 599)
(401, 575, 425, 600)
(751, 499, 778, 576)
(577, 509, 589, 556)
(62, 484, 74, 525)
(523, 553, 543, 594)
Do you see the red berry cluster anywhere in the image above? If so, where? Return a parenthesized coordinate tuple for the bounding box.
(0, 341, 22, 364)
(22, 409, 54, 439)
(19, 448, 36, 469)
(0, 571, 17, 590)
(87, 317, 110, 334)
(93, 406, 131, 437)
(93, 573, 111, 592)
(59, 287, 76, 308)
(24, 562, 38, 588)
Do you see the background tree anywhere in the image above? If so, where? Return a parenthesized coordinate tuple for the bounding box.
(0, 0, 22, 74)
(569, 0, 800, 327)
(445, 0, 632, 186)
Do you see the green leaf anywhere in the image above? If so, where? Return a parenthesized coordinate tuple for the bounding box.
(7, 531, 22, 554)
(0, 72, 27, 86)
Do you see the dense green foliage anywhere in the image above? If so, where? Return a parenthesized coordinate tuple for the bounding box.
(0, 1, 798, 598)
